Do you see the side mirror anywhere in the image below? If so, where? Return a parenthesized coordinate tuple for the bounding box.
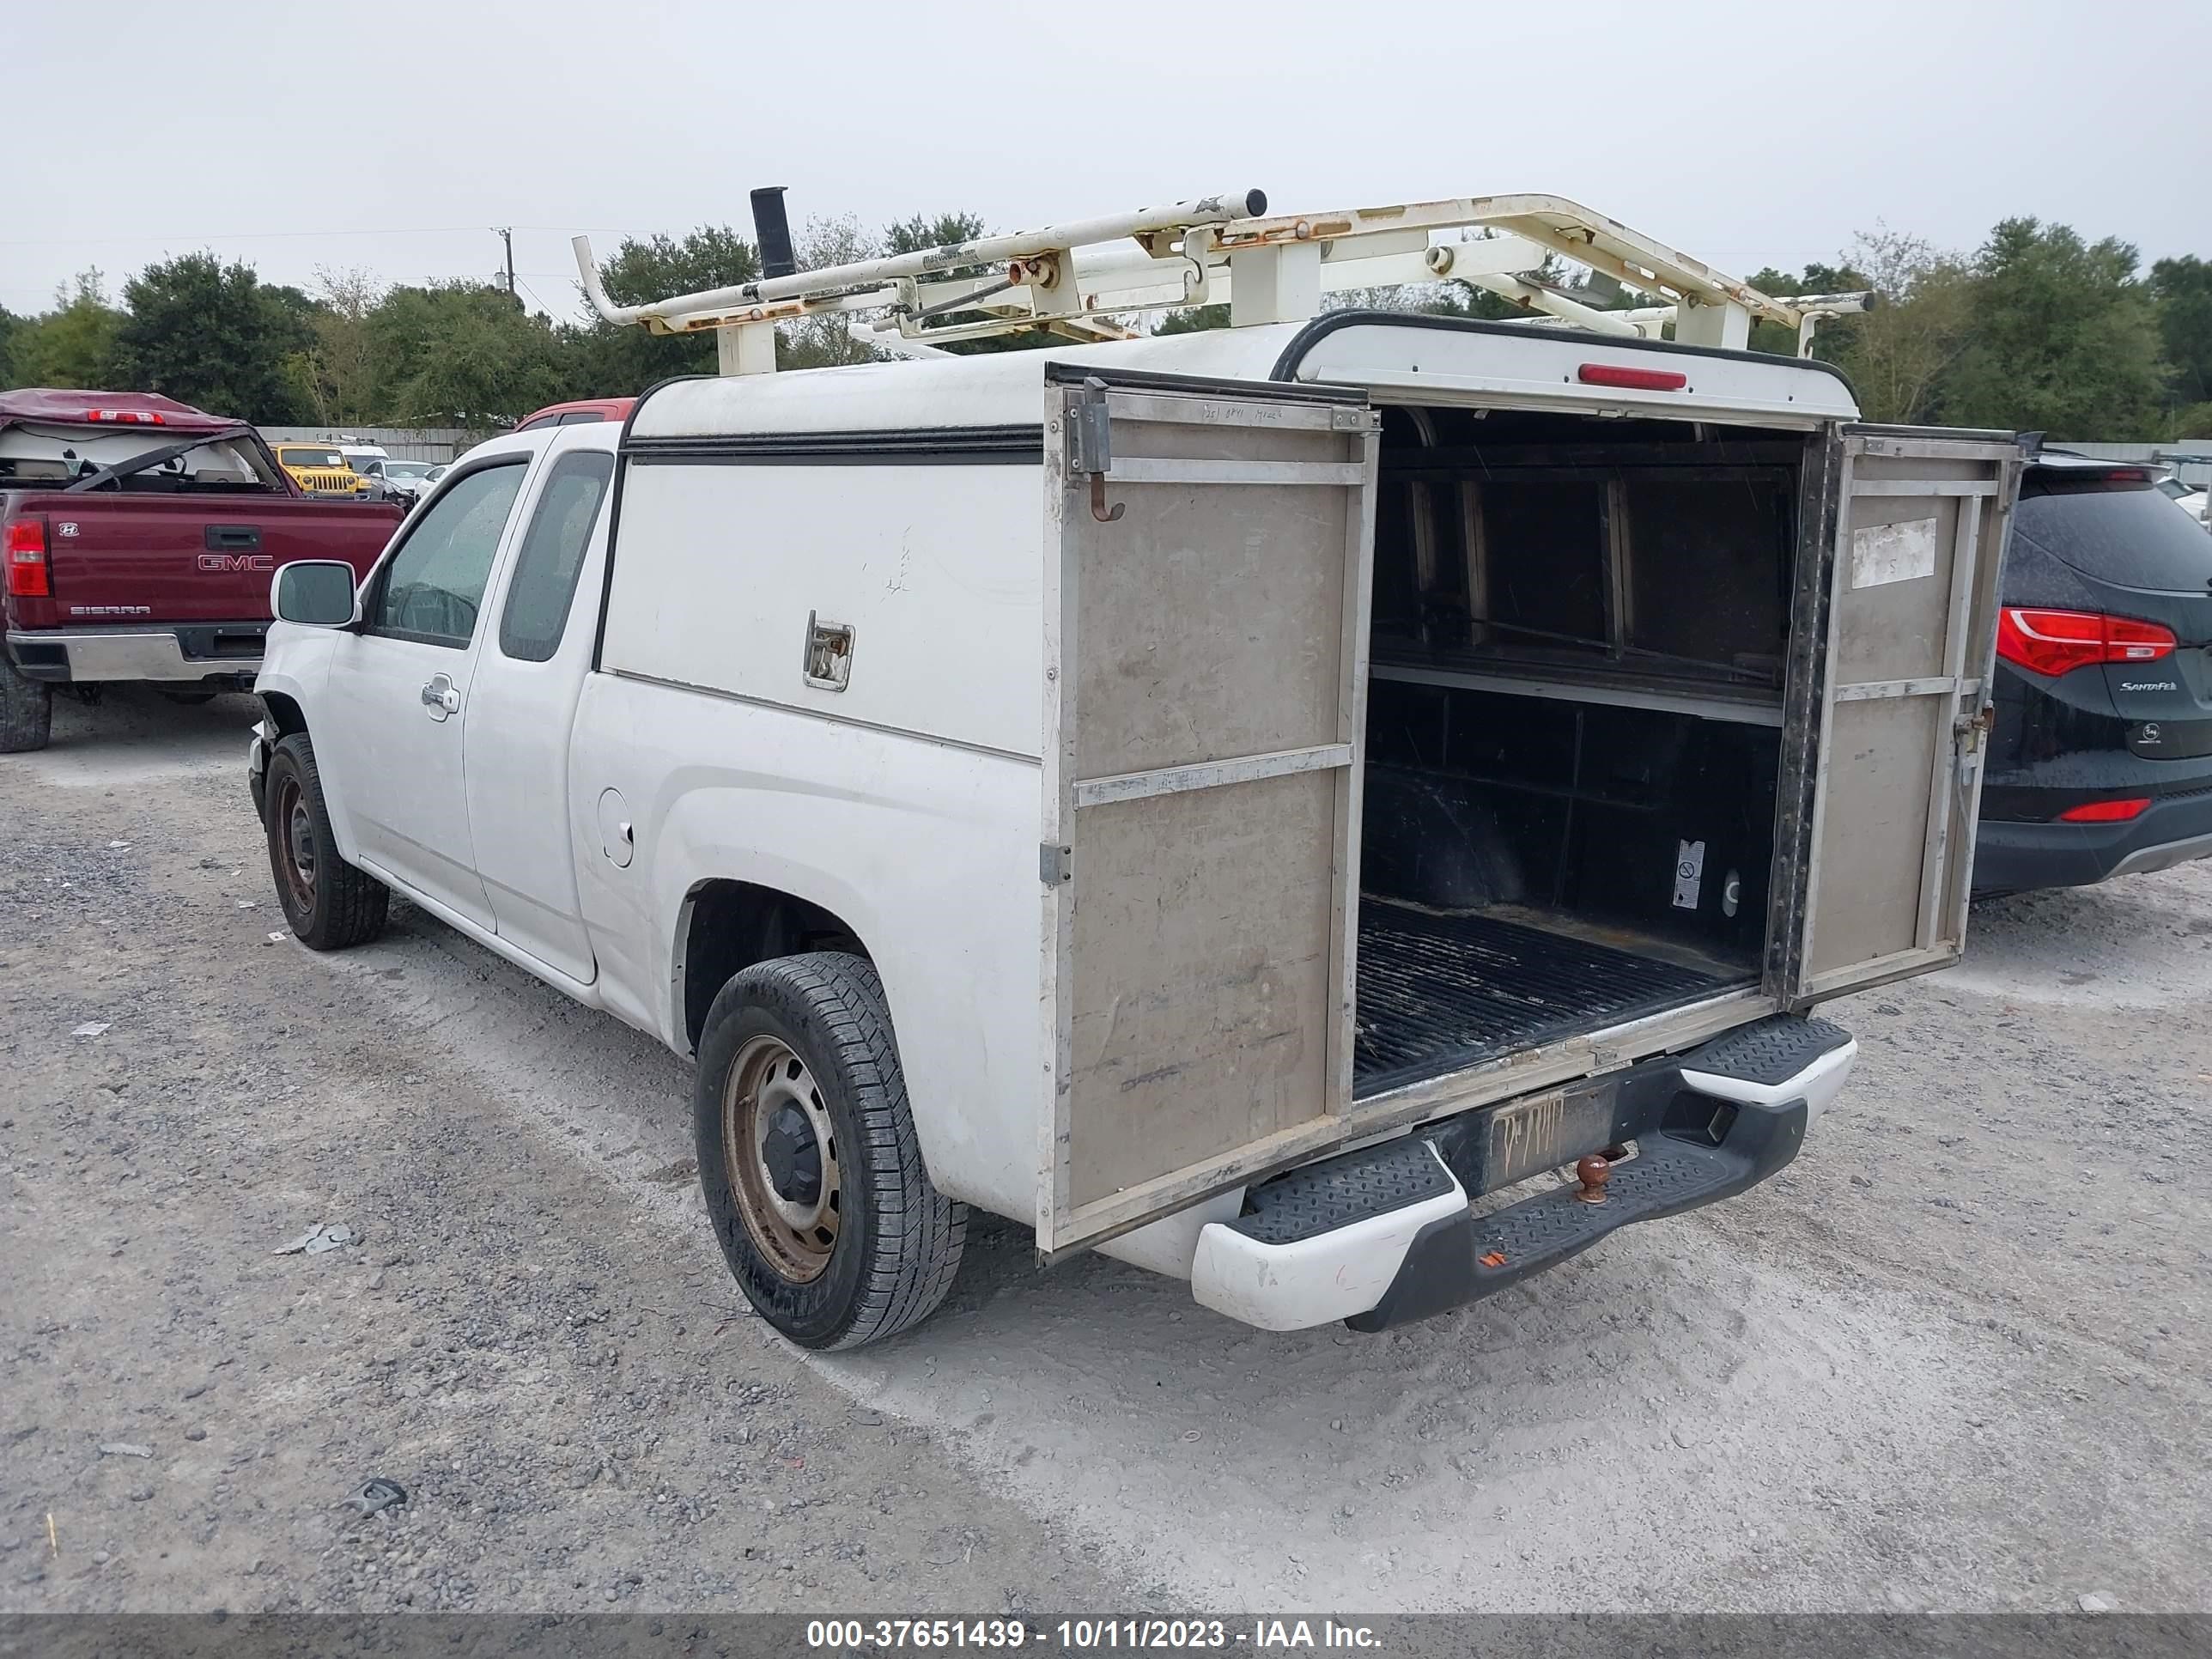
(271, 560, 361, 628)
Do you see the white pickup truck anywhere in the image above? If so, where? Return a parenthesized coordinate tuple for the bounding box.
(251, 295, 2020, 1350)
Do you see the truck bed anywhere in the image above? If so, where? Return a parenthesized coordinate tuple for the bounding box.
(1352, 898, 1741, 1098)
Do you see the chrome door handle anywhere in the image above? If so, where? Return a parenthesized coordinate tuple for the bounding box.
(420, 675, 461, 720)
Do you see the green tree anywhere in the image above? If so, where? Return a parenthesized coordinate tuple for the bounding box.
(0, 305, 20, 384)
(6, 272, 125, 389)
(2150, 254, 2212, 414)
(108, 252, 314, 422)
(365, 283, 568, 427)
(289, 266, 385, 424)
(1936, 218, 2167, 437)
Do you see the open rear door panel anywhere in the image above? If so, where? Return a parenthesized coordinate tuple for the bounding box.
(1785, 429, 2021, 1003)
(1038, 367, 1380, 1255)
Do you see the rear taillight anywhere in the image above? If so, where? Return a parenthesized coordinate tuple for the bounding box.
(4, 518, 49, 599)
(82, 408, 164, 424)
(2057, 798, 2151, 823)
(1994, 607, 2176, 678)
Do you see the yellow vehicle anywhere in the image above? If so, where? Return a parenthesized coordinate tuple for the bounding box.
(271, 443, 371, 499)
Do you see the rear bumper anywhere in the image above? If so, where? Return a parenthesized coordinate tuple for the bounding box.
(1972, 787, 2212, 895)
(1190, 1015, 1854, 1334)
(6, 623, 266, 685)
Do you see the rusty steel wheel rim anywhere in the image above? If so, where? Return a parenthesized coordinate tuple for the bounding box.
(723, 1035, 841, 1285)
(272, 774, 316, 915)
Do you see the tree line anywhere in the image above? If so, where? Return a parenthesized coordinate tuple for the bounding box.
(2, 210, 2206, 441)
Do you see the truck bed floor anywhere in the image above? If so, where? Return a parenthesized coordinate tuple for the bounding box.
(1352, 900, 1737, 1098)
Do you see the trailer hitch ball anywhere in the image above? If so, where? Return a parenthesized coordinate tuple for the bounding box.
(1574, 1153, 1613, 1205)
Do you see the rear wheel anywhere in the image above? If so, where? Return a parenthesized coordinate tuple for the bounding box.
(263, 732, 388, 950)
(694, 952, 964, 1349)
(0, 659, 53, 753)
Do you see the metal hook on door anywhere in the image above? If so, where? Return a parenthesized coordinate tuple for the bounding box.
(1074, 377, 1123, 523)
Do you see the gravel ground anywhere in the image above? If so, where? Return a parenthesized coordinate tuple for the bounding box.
(3, 688, 2209, 1615)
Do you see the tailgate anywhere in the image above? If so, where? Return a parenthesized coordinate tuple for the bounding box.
(12, 495, 397, 627)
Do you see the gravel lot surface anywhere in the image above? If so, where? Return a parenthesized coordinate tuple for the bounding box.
(3, 689, 2209, 1616)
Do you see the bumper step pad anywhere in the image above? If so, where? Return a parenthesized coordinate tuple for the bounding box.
(1679, 1012, 1850, 1087)
(1227, 1133, 1458, 1247)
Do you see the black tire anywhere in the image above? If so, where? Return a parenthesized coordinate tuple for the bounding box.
(0, 659, 53, 754)
(695, 952, 965, 1350)
(262, 732, 388, 950)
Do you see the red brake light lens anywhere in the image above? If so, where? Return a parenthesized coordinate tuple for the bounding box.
(6, 517, 50, 598)
(1577, 362, 1689, 392)
(2057, 798, 2151, 823)
(1995, 608, 2176, 678)
(82, 408, 164, 424)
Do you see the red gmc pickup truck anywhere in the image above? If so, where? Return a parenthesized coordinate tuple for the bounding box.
(2, 389, 404, 752)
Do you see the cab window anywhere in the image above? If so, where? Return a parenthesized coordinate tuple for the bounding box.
(498, 451, 615, 662)
(367, 460, 528, 647)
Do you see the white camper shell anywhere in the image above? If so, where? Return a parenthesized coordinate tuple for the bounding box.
(255, 248, 2018, 1348)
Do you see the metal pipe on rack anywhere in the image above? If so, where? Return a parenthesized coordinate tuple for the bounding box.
(573, 189, 1267, 335)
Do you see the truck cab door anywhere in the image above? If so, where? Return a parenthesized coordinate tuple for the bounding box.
(1773, 429, 2022, 1004)
(459, 441, 617, 983)
(1038, 368, 1381, 1255)
(319, 456, 535, 928)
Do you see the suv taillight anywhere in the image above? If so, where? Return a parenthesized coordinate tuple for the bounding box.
(1994, 607, 2176, 678)
(5, 518, 49, 599)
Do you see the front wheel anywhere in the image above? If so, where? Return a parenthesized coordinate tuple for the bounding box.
(263, 732, 388, 950)
(695, 952, 965, 1349)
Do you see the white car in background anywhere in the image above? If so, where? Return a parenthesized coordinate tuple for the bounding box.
(375, 459, 442, 506)
(2156, 474, 2209, 527)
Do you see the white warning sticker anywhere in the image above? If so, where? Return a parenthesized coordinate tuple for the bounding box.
(1850, 515, 1939, 588)
(1673, 839, 1705, 910)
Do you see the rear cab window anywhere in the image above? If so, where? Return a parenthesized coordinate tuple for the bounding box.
(498, 451, 615, 661)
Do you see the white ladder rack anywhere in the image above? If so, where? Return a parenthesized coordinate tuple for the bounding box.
(571, 187, 1872, 374)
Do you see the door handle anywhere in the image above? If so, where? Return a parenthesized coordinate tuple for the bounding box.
(420, 674, 461, 720)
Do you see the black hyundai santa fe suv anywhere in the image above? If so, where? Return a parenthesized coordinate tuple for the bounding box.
(1974, 452, 2212, 895)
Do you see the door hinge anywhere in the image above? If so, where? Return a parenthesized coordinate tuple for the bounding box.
(1040, 843, 1073, 885)
(1070, 379, 1123, 524)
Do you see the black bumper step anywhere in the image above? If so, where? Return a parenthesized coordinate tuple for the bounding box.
(1346, 1092, 1808, 1333)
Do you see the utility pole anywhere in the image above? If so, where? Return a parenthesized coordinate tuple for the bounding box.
(492, 226, 515, 300)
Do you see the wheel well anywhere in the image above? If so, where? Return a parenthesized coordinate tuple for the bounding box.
(680, 880, 870, 1053)
(260, 691, 307, 738)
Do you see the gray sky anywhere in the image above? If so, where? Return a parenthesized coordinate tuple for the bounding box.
(11, 0, 2207, 319)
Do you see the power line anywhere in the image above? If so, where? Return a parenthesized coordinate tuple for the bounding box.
(0, 224, 633, 249)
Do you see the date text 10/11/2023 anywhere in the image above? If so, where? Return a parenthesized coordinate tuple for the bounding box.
(805, 1620, 1384, 1650)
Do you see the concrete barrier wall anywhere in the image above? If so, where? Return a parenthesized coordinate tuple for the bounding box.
(256, 426, 489, 463)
